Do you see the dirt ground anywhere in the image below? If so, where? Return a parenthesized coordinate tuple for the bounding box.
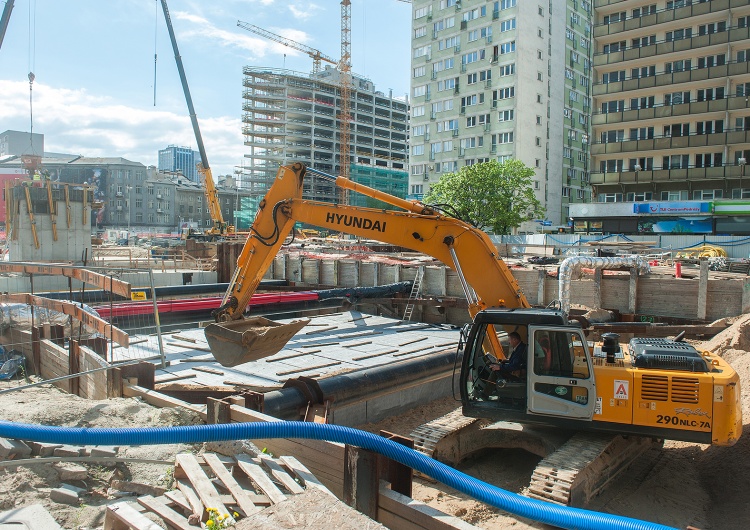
(1, 316, 750, 529)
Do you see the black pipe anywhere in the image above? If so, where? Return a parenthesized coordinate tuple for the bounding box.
(260, 348, 460, 420)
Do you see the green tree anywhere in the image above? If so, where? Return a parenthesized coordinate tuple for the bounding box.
(424, 160, 544, 234)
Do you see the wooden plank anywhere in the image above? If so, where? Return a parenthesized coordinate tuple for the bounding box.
(175, 454, 231, 517)
(192, 366, 225, 376)
(202, 453, 260, 516)
(234, 454, 287, 504)
(279, 455, 335, 497)
(105, 501, 162, 530)
(155, 373, 197, 384)
(163, 490, 192, 514)
(378, 484, 479, 530)
(175, 478, 203, 518)
(258, 454, 305, 494)
(137, 495, 192, 530)
(123, 384, 206, 419)
(376, 508, 425, 530)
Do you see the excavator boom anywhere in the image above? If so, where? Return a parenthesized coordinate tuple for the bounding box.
(205, 163, 528, 366)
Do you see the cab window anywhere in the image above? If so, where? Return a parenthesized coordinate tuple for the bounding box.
(532, 330, 590, 379)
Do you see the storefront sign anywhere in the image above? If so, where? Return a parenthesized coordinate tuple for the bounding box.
(713, 201, 750, 215)
(633, 202, 711, 215)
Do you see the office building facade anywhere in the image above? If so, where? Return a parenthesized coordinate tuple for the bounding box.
(158, 145, 200, 184)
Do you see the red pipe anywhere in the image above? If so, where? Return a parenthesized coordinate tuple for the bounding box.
(95, 291, 319, 319)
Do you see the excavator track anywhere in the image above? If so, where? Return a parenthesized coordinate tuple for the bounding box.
(410, 408, 481, 457)
(526, 432, 661, 506)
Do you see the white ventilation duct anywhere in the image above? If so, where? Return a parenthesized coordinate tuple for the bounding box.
(558, 256, 650, 316)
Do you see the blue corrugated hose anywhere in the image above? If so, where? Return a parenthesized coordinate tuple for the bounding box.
(0, 420, 677, 530)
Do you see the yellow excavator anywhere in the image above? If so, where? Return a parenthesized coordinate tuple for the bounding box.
(204, 163, 741, 453)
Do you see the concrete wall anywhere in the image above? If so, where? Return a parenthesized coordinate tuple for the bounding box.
(10, 194, 92, 262)
(267, 253, 750, 322)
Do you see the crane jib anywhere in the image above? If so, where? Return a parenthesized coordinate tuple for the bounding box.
(324, 212, 386, 232)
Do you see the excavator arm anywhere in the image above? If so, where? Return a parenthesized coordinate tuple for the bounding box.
(204, 163, 529, 366)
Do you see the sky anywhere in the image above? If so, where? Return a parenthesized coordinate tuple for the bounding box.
(0, 0, 412, 177)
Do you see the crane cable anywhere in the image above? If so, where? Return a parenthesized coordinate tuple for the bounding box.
(27, 0, 36, 155)
(153, 0, 158, 106)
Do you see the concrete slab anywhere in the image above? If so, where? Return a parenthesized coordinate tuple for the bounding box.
(50, 483, 86, 505)
(0, 504, 63, 530)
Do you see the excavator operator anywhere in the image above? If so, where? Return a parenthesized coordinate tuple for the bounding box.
(481, 331, 527, 399)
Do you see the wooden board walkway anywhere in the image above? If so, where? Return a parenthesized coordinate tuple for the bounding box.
(104, 452, 325, 529)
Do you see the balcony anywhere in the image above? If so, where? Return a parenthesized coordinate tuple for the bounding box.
(592, 96, 748, 126)
(593, 0, 739, 38)
(591, 130, 750, 156)
(590, 164, 747, 186)
(592, 61, 750, 97)
(593, 27, 748, 68)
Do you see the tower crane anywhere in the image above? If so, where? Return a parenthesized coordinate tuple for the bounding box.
(236, 21, 337, 74)
(339, 0, 352, 200)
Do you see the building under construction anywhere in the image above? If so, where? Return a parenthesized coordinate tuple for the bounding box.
(240, 66, 409, 210)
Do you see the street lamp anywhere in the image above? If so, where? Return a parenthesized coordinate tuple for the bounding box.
(739, 157, 747, 198)
(634, 163, 641, 186)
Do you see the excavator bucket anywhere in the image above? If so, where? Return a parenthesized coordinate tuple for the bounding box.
(204, 317, 310, 367)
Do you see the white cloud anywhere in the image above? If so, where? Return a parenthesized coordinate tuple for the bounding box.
(0, 80, 244, 177)
(289, 3, 321, 20)
(174, 11, 311, 60)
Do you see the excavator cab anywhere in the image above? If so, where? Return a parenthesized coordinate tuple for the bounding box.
(460, 308, 596, 425)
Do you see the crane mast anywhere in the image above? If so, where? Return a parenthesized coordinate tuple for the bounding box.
(339, 0, 352, 204)
(159, 0, 229, 236)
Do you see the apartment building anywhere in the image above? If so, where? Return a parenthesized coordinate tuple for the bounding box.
(240, 66, 409, 210)
(584, 0, 750, 234)
(409, 0, 593, 232)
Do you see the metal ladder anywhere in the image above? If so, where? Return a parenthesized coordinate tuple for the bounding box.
(402, 266, 425, 321)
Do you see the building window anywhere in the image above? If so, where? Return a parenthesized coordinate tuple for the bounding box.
(661, 190, 689, 201)
(662, 154, 689, 169)
(692, 189, 723, 200)
(695, 153, 723, 167)
(632, 5, 656, 17)
(666, 28, 692, 42)
(625, 192, 653, 202)
(665, 91, 690, 105)
(601, 100, 624, 113)
(598, 193, 623, 203)
(498, 109, 514, 121)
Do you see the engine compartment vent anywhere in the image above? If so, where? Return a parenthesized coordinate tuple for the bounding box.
(629, 338, 709, 372)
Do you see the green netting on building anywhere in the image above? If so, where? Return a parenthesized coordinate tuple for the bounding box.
(347, 164, 408, 209)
